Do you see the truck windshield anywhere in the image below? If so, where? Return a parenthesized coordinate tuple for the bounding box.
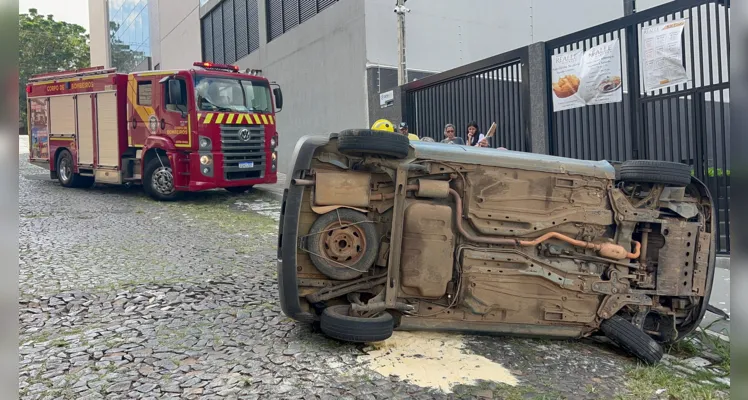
(194, 75, 272, 113)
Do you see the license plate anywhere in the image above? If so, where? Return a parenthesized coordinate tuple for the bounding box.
(238, 161, 254, 169)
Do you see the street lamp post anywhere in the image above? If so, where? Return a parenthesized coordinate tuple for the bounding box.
(394, 0, 410, 86)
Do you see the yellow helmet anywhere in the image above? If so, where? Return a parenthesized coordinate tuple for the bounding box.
(371, 119, 395, 132)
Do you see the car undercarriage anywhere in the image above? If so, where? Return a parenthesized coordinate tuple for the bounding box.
(277, 129, 716, 364)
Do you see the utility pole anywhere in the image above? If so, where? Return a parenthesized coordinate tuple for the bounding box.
(394, 0, 410, 85)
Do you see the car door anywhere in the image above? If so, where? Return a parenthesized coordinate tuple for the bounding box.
(127, 75, 157, 147)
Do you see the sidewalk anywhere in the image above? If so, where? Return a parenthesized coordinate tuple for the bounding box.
(701, 264, 730, 339)
(255, 171, 287, 201)
(256, 173, 730, 339)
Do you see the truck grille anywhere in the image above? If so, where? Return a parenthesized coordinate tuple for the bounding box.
(220, 125, 266, 180)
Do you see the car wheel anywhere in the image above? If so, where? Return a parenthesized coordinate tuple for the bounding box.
(320, 305, 394, 343)
(337, 129, 410, 159)
(56, 149, 92, 188)
(306, 208, 380, 280)
(600, 315, 663, 364)
(144, 156, 183, 201)
(619, 160, 691, 187)
(225, 185, 254, 194)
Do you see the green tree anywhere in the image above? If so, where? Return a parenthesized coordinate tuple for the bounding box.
(18, 8, 90, 132)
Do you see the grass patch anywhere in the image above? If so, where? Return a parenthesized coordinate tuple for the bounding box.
(618, 363, 728, 400)
(167, 196, 277, 236)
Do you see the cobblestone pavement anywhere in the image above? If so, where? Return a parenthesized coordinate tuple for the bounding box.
(18, 139, 728, 400)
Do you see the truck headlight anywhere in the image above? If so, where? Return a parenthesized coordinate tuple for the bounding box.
(270, 137, 277, 147)
(200, 155, 213, 165)
(199, 137, 211, 149)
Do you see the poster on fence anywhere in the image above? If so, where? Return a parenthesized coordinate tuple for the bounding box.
(641, 18, 690, 92)
(551, 39, 623, 112)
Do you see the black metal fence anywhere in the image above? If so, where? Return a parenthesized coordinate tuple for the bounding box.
(545, 0, 730, 254)
(401, 0, 730, 254)
(401, 48, 530, 150)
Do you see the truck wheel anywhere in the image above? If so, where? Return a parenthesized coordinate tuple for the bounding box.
(320, 305, 394, 343)
(600, 315, 663, 364)
(56, 149, 92, 188)
(144, 157, 183, 201)
(225, 185, 254, 194)
(619, 160, 691, 187)
(337, 129, 410, 159)
(307, 209, 379, 281)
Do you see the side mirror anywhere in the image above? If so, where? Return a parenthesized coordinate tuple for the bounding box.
(168, 79, 183, 106)
(272, 86, 283, 112)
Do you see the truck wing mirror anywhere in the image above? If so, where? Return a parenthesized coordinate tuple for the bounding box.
(168, 80, 183, 107)
(272, 86, 283, 112)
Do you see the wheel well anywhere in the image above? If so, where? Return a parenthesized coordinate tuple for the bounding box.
(52, 147, 70, 171)
(142, 148, 168, 172)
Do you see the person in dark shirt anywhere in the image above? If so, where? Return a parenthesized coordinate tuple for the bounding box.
(466, 121, 485, 146)
(441, 124, 465, 145)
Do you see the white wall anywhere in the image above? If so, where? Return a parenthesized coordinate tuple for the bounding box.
(148, 0, 161, 68)
(530, 0, 624, 41)
(88, 0, 109, 68)
(154, 0, 202, 69)
(364, 0, 625, 72)
(635, 0, 675, 11)
(234, 0, 369, 173)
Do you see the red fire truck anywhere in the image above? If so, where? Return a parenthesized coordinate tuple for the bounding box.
(26, 62, 282, 200)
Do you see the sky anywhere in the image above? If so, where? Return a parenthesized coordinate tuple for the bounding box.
(19, 0, 90, 32)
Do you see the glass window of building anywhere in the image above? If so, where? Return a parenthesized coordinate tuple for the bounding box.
(108, 0, 151, 72)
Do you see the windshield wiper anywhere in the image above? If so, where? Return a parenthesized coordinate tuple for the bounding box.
(201, 99, 233, 112)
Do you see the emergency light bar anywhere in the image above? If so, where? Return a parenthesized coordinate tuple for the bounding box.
(193, 62, 239, 73)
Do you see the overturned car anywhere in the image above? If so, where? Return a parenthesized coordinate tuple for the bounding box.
(277, 129, 716, 364)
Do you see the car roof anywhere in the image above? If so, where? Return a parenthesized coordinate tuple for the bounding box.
(410, 141, 615, 180)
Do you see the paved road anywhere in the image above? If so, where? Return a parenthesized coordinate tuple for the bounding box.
(17, 136, 726, 399)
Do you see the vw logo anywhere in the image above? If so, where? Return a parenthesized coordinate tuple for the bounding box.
(239, 128, 251, 142)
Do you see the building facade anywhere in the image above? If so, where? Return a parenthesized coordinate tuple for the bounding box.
(89, 0, 676, 172)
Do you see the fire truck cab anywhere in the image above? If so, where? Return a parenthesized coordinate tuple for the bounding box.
(26, 62, 282, 200)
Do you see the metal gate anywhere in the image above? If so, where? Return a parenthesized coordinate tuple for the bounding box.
(400, 0, 730, 254)
(546, 0, 730, 253)
(402, 48, 530, 150)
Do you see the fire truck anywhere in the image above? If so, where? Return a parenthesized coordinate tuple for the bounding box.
(25, 62, 282, 201)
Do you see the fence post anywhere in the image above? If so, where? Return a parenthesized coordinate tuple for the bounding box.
(527, 42, 549, 154)
(624, 0, 643, 159)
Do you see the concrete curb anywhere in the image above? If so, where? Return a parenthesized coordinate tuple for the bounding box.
(254, 186, 284, 202)
(696, 326, 730, 343)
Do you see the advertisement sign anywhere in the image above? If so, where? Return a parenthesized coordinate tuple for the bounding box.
(641, 18, 690, 92)
(551, 39, 623, 112)
(551, 49, 584, 111)
(29, 98, 49, 160)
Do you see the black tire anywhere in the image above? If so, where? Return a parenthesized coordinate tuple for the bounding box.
(600, 315, 663, 364)
(337, 129, 410, 159)
(619, 160, 691, 187)
(320, 305, 394, 343)
(143, 156, 183, 201)
(56, 149, 91, 188)
(307, 208, 379, 280)
(225, 185, 254, 194)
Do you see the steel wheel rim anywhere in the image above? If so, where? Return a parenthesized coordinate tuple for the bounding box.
(152, 167, 175, 195)
(318, 220, 367, 267)
(59, 156, 71, 182)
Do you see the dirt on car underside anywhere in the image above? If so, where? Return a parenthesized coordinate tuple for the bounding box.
(283, 130, 715, 364)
